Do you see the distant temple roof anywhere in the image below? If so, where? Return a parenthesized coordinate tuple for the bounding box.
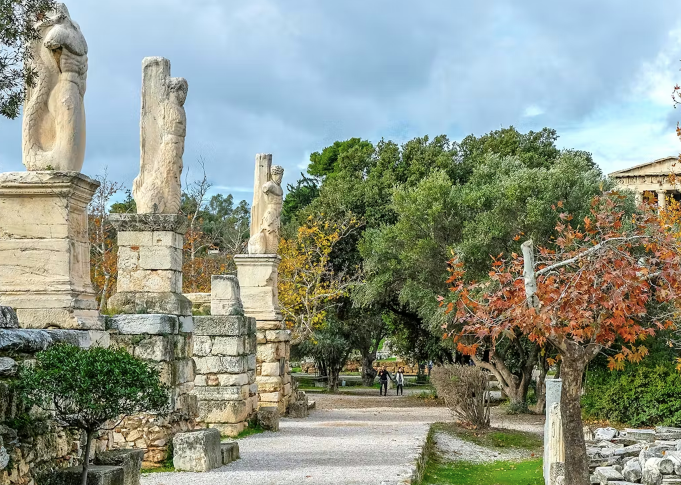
(609, 156, 680, 178)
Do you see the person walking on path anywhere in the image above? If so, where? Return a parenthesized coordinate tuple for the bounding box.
(395, 367, 405, 396)
(378, 366, 391, 396)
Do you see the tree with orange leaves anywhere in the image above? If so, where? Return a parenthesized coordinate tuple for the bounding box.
(445, 193, 681, 485)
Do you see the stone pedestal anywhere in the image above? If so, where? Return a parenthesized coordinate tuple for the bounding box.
(193, 275, 257, 437)
(544, 379, 563, 485)
(108, 214, 191, 316)
(234, 254, 291, 414)
(0, 171, 102, 330)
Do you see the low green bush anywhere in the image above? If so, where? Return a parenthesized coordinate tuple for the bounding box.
(582, 361, 681, 427)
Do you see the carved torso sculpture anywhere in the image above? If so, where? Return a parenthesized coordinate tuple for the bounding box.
(132, 57, 188, 214)
(248, 154, 284, 254)
(22, 3, 88, 172)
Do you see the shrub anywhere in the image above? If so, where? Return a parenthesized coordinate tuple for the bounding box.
(431, 364, 490, 428)
(18, 344, 170, 485)
(582, 361, 681, 427)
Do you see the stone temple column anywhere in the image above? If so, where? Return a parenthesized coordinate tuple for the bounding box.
(544, 379, 563, 485)
(234, 254, 292, 414)
(657, 190, 667, 212)
(0, 171, 103, 333)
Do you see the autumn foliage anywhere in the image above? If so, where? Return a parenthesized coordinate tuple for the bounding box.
(445, 193, 681, 485)
(278, 215, 363, 345)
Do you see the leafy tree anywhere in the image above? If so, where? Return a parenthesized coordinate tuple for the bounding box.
(18, 344, 169, 485)
(446, 194, 681, 485)
(278, 214, 363, 345)
(0, 0, 55, 118)
(89, 170, 123, 311)
(282, 173, 319, 225)
(298, 317, 354, 391)
(109, 189, 137, 214)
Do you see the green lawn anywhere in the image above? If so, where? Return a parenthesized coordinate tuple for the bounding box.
(421, 458, 544, 485)
(432, 423, 543, 451)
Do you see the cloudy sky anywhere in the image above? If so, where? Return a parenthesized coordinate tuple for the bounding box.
(1, 0, 680, 203)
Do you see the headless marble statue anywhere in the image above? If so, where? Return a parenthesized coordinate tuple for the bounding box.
(22, 3, 88, 172)
(132, 57, 188, 214)
(248, 154, 284, 254)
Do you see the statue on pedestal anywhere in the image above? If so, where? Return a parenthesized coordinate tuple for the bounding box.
(248, 154, 284, 254)
(22, 3, 88, 172)
(132, 57, 187, 214)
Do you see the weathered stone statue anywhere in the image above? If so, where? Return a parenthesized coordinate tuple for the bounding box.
(248, 154, 284, 254)
(132, 57, 188, 214)
(22, 3, 88, 172)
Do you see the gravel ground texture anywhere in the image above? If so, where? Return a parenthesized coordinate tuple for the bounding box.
(141, 395, 449, 485)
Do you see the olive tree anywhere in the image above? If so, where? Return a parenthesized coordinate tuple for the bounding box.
(18, 344, 170, 485)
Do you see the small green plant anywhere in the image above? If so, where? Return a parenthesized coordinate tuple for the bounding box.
(233, 422, 265, 439)
(44, 164, 54, 170)
(18, 344, 170, 485)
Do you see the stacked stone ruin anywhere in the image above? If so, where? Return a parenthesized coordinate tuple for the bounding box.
(0, 3, 304, 483)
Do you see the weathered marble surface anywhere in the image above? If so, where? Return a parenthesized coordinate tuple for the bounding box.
(247, 154, 283, 254)
(211, 275, 244, 316)
(22, 3, 88, 172)
(132, 57, 187, 214)
(0, 171, 101, 329)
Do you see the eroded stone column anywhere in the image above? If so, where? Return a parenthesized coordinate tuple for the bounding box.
(234, 254, 292, 414)
(192, 275, 257, 436)
(0, 171, 102, 332)
(108, 214, 191, 316)
(544, 378, 563, 485)
(657, 190, 667, 212)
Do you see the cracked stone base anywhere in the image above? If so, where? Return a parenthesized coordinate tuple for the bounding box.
(108, 292, 192, 316)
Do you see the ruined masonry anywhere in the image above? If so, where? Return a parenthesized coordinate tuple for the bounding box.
(192, 275, 257, 437)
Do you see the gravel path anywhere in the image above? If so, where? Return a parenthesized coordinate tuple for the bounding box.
(142, 398, 449, 485)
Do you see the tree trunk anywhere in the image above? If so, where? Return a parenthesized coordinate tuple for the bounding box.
(560, 352, 589, 485)
(328, 367, 341, 392)
(471, 352, 534, 412)
(81, 430, 94, 485)
(100, 274, 111, 312)
(361, 352, 377, 387)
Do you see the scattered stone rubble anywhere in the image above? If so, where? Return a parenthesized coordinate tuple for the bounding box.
(585, 426, 681, 485)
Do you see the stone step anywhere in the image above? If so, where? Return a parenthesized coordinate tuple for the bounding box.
(54, 465, 124, 485)
(221, 441, 240, 465)
(94, 449, 145, 485)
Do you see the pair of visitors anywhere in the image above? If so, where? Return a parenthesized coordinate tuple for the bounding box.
(377, 366, 406, 396)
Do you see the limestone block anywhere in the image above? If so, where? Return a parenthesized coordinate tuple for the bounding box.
(217, 373, 250, 387)
(248, 316, 257, 335)
(0, 357, 17, 376)
(94, 449, 145, 485)
(172, 429, 221, 472)
(45, 329, 110, 348)
(256, 331, 266, 344)
(107, 314, 178, 335)
(198, 400, 250, 423)
(193, 336, 213, 356)
(117, 231, 153, 247)
(151, 361, 173, 386)
(625, 429, 656, 442)
(54, 466, 124, 485)
(257, 342, 284, 362)
(0, 307, 18, 328)
(594, 428, 618, 441)
(249, 383, 258, 395)
(623, 459, 642, 482)
(193, 356, 246, 374)
(257, 376, 282, 392)
(138, 246, 182, 271)
(109, 214, 188, 234)
(247, 370, 256, 383)
(283, 382, 292, 397)
(175, 393, 198, 415)
(595, 467, 624, 484)
(257, 320, 284, 331)
(261, 362, 281, 376)
(265, 330, 290, 342)
(193, 385, 247, 401)
(239, 287, 279, 317)
(173, 334, 193, 359)
(0, 328, 52, 352)
(116, 268, 181, 293)
(259, 392, 280, 403)
(193, 316, 247, 336)
(173, 359, 195, 384)
(211, 275, 244, 316)
(209, 423, 246, 438)
(194, 375, 207, 386)
(212, 336, 245, 356)
(179, 316, 193, 333)
(287, 401, 309, 419)
(246, 333, 257, 354)
(151, 231, 183, 249)
(220, 441, 240, 464)
(107, 292, 191, 316)
(134, 336, 173, 361)
(642, 459, 662, 485)
(247, 354, 256, 371)
(256, 406, 279, 431)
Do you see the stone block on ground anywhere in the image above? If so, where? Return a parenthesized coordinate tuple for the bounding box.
(221, 441, 240, 464)
(257, 406, 279, 432)
(173, 428, 222, 472)
(106, 314, 178, 335)
(209, 422, 246, 438)
(94, 449, 145, 485)
(595, 466, 624, 484)
(287, 400, 308, 419)
(54, 465, 124, 485)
